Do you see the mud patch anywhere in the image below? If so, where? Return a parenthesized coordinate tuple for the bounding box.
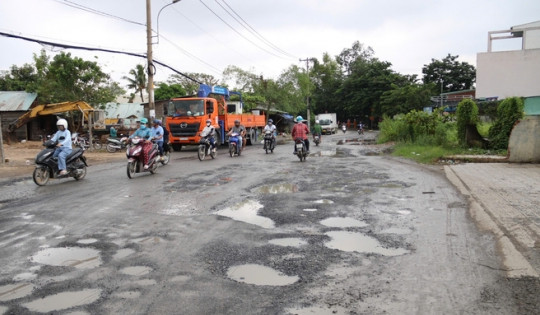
(113, 290, 141, 299)
(31, 247, 102, 269)
(325, 231, 409, 256)
(254, 183, 298, 194)
(113, 248, 136, 260)
(214, 200, 275, 229)
(286, 305, 349, 315)
(226, 264, 299, 286)
(268, 238, 308, 247)
(320, 217, 368, 228)
(22, 288, 101, 313)
(120, 266, 152, 276)
(380, 227, 412, 235)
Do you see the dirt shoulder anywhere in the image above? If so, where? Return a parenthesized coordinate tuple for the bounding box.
(0, 141, 125, 180)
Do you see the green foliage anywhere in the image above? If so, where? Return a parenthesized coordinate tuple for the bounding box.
(123, 64, 147, 102)
(380, 82, 435, 116)
(488, 97, 524, 150)
(378, 109, 450, 146)
(154, 83, 186, 100)
(456, 99, 479, 146)
(422, 54, 475, 92)
(392, 143, 461, 164)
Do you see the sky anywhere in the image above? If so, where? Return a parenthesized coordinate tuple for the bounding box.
(0, 0, 539, 91)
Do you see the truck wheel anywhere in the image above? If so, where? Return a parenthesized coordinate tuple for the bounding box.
(172, 144, 182, 151)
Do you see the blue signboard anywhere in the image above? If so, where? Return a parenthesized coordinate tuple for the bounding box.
(212, 86, 229, 96)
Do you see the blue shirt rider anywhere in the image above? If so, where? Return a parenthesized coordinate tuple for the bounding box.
(130, 117, 153, 169)
(51, 118, 72, 175)
(151, 119, 165, 158)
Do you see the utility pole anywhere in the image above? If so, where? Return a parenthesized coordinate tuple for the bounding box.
(300, 58, 315, 130)
(146, 0, 155, 120)
(0, 114, 5, 165)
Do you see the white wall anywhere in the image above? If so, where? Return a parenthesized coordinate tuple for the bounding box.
(476, 49, 540, 99)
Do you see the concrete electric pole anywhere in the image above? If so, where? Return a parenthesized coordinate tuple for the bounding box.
(146, 0, 155, 120)
(300, 58, 315, 130)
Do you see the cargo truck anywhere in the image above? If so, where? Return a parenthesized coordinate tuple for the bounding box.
(165, 84, 266, 151)
(315, 113, 338, 134)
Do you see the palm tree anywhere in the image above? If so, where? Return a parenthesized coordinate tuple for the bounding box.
(123, 64, 147, 103)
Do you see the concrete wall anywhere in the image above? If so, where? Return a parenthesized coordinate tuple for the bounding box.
(508, 116, 540, 163)
(476, 49, 540, 99)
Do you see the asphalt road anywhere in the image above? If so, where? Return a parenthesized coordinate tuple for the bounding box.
(0, 131, 533, 314)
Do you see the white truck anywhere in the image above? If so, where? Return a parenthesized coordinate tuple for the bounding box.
(315, 113, 338, 134)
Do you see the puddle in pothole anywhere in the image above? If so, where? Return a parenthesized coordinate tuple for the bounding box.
(269, 238, 308, 247)
(227, 264, 299, 286)
(214, 200, 275, 229)
(303, 208, 318, 212)
(0, 283, 35, 302)
(22, 289, 101, 313)
(380, 227, 412, 235)
(120, 266, 152, 276)
(254, 183, 298, 194)
(313, 199, 334, 204)
(31, 247, 102, 269)
(316, 150, 337, 157)
(77, 238, 98, 244)
(325, 231, 409, 256)
(113, 248, 136, 260)
(13, 272, 37, 281)
(320, 217, 368, 228)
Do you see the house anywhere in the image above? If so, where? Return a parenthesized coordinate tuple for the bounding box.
(476, 20, 540, 99)
(102, 102, 144, 130)
(0, 91, 39, 141)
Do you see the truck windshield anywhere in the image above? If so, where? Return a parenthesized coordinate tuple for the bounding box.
(319, 119, 332, 125)
(168, 100, 205, 117)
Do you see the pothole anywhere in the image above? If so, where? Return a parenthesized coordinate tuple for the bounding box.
(313, 199, 334, 204)
(0, 283, 35, 302)
(31, 247, 102, 269)
(226, 264, 299, 286)
(320, 217, 368, 228)
(268, 238, 308, 247)
(113, 248, 136, 260)
(325, 231, 409, 256)
(302, 208, 318, 212)
(120, 266, 152, 276)
(22, 288, 101, 313)
(77, 238, 98, 244)
(214, 200, 275, 229)
(254, 183, 298, 194)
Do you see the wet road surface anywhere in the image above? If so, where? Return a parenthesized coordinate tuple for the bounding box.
(0, 131, 536, 314)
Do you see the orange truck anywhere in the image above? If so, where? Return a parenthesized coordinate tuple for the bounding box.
(164, 84, 266, 151)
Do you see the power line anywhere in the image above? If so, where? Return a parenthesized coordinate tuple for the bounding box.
(53, 0, 146, 27)
(0, 31, 203, 84)
(217, 0, 296, 59)
(198, 0, 288, 59)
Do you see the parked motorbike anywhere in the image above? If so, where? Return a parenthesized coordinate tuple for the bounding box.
(126, 137, 159, 178)
(198, 134, 216, 161)
(294, 138, 308, 162)
(228, 132, 241, 157)
(106, 135, 128, 153)
(32, 140, 88, 186)
(160, 141, 171, 165)
(313, 134, 321, 146)
(263, 130, 275, 154)
(72, 133, 102, 150)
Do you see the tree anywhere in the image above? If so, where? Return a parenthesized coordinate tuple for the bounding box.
(380, 82, 435, 117)
(0, 63, 38, 91)
(336, 41, 374, 75)
(488, 97, 524, 150)
(154, 82, 186, 100)
(422, 54, 475, 92)
(456, 99, 479, 146)
(169, 72, 220, 95)
(310, 53, 342, 117)
(123, 64, 147, 103)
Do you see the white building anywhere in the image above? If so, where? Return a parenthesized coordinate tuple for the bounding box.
(476, 20, 540, 99)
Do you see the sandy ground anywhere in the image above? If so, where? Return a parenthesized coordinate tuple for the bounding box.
(0, 141, 124, 179)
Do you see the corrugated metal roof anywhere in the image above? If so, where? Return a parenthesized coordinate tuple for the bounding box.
(103, 102, 144, 119)
(0, 91, 37, 111)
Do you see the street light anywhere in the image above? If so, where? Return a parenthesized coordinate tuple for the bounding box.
(156, 0, 181, 44)
(146, 0, 181, 120)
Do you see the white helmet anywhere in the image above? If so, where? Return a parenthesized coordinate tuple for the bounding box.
(56, 119, 68, 129)
(315, 120, 319, 124)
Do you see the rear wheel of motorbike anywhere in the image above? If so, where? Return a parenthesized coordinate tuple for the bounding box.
(210, 148, 216, 159)
(106, 143, 117, 153)
(74, 165, 87, 181)
(198, 145, 206, 161)
(33, 167, 50, 186)
(161, 151, 170, 165)
(127, 161, 136, 179)
(229, 145, 233, 157)
(93, 141, 102, 150)
(150, 162, 158, 174)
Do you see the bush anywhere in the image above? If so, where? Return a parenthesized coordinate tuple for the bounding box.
(456, 99, 479, 146)
(378, 110, 452, 146)
(488, 97, 524, 150)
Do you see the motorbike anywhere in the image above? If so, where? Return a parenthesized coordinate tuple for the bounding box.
(72, 133, 102, 150)
(126, 137, 159, 178)
(341, 125, 347, 133)
(294, 138, 308, 162)
(32, 140, 88, 186)
(198, 134, 217, 161)
(106, 135, 128, 153)
(357, 127, 364, 135)
(313, 134, 321, 146)
(263, 130, 275, 154)
(228, 132, 241, 157)
(160, 141, 171, 165)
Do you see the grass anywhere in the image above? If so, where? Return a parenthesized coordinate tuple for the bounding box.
(391, 142, 507, 164)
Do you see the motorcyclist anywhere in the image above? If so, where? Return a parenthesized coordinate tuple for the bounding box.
(151, 119, 165, 160)
(312, 119, 322, 143)
(51, 118, 72, 175)
(291, 116, 310, 154)
(200, 119, 217, 152)
(263, 119, 277, 148)
(228, 119, 246, 151)
(129, 117, 153, 169)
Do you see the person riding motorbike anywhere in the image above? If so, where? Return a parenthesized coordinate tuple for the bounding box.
(291, 116, 310, 154)
(200, 119, 217, 152)
(228, 120, 246, 151)
(151, 119, 165, 161)
(129, 118, 153, 169)
(263, 119, 277, 147)
(312, 119, 322, 143)
(51, 118, 72, 175)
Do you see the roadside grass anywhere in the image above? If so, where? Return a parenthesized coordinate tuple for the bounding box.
(391, 142, 507, 164)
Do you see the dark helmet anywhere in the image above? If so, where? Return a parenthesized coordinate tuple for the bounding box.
(234, 119, 240, 125)
(153, 119, 162, 125)
(268, 119, 273, 124)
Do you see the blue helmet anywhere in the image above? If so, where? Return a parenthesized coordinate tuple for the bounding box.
(296, 116, 303, 122)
